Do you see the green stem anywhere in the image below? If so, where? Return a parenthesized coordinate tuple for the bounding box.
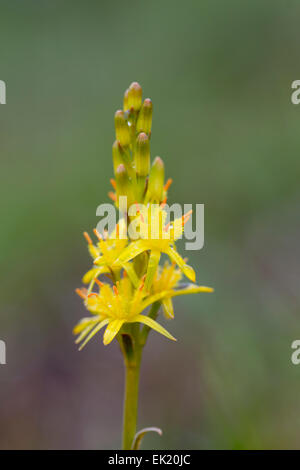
(121, 334, 142, 450)
(120, 304, 161, 449)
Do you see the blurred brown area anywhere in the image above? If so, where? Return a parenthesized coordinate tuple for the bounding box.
(1, 0, 300, 449)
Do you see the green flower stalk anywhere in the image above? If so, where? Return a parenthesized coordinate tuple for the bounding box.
(74, 82, 213, 450)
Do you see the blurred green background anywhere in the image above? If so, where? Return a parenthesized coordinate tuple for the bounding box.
(1, 0, 300, 449)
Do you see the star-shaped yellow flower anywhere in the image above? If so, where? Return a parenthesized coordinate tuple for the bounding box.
(151, 262, 213, 319)
(74, 276, 177, 350)
(116, 204, 195, 291)
(82, 219, 139, 290)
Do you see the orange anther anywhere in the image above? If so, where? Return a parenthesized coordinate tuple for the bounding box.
(160, 197, 167, 209)
(135, 201, 144, 222)
(83, 232, 93, 245)
(94, 278, 104, 288)
(108, 191, 117, 202)
(110, 178, 116, 189)
(164, 178, 173, 191)
(113, 285, 119, 295)
(93, 228, 102, 240)
(75, 288, 87, 299)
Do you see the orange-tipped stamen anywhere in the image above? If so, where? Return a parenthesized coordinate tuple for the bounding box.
(160, 197, 167, 209)
(108, 191, 117, 202)
(88, 292, 98, 298)
(110, 178, 116, 190)
(164, 178, 173, 191)
(94, 278, 104, 288)
(93, 228, 102, 240)
(139, 274, 146, 291)
(75, 288, 87, 299)
(83, 232, 93, 245)
(113, 285, 119, 296)
(135, 201, 144, 222)
(116, 223, 119, 239)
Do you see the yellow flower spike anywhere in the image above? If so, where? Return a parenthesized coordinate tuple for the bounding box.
(74, 82, 214, 450)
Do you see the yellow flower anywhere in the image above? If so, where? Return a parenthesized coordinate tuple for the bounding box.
(82, 220, 139, 290)
(116, 204, 195, 291)
(152, 262, 214, 319)
(74, 276, 177, 350)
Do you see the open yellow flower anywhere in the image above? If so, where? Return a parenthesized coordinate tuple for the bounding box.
(74, 276, 177, 350)
(82, 220, 139, 290)
(152, 262, 214, 319)
(116, 204, 195, 291)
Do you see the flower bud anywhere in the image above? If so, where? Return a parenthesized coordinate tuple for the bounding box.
(147, 156, 165, 202)
(114, 110, 130, 147)
(134, 132, 150, 177)
(116, 164, 134, 209)
(136, 98, 152, 135)
(112, 140, 124, 175)
(123, 89, 129, 111)
(127, 82, 142, 111)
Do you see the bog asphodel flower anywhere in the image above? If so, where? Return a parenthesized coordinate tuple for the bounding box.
(74, 275, 176, 350)
(74, 81, 213, 450)
(116, 203, 195, 291)
(151, 262, 213, 319)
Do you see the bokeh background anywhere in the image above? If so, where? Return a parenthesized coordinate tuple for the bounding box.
(1, 0, 300, 449)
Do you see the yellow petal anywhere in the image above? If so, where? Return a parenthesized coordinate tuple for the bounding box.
(138, 290, 174, 313)
(82, 266, 109, 284)
(171, 285, 214, 297)
(78, 319, 109, 350)
(162, 298, 174, 319)
(73, 317, 98, 335)
(121, 262, 140, 288)
(130, 314, 176, 341)
(103, 319, 125, 345)
(165, 246, 196, 282)
(117, 240, 149, 264)
(144, 250, 161, 291)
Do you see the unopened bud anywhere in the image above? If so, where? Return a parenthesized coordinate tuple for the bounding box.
(147, 156, 165, 202)
(136, 98, 152, 135)
(135, 132, 150, 177)
(123, 89, 129, 112)
(116, 164, 134, 209)
(112, 140, 124, 175)
(114, 110, 130, 147)
(127, 82, 142, 111)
